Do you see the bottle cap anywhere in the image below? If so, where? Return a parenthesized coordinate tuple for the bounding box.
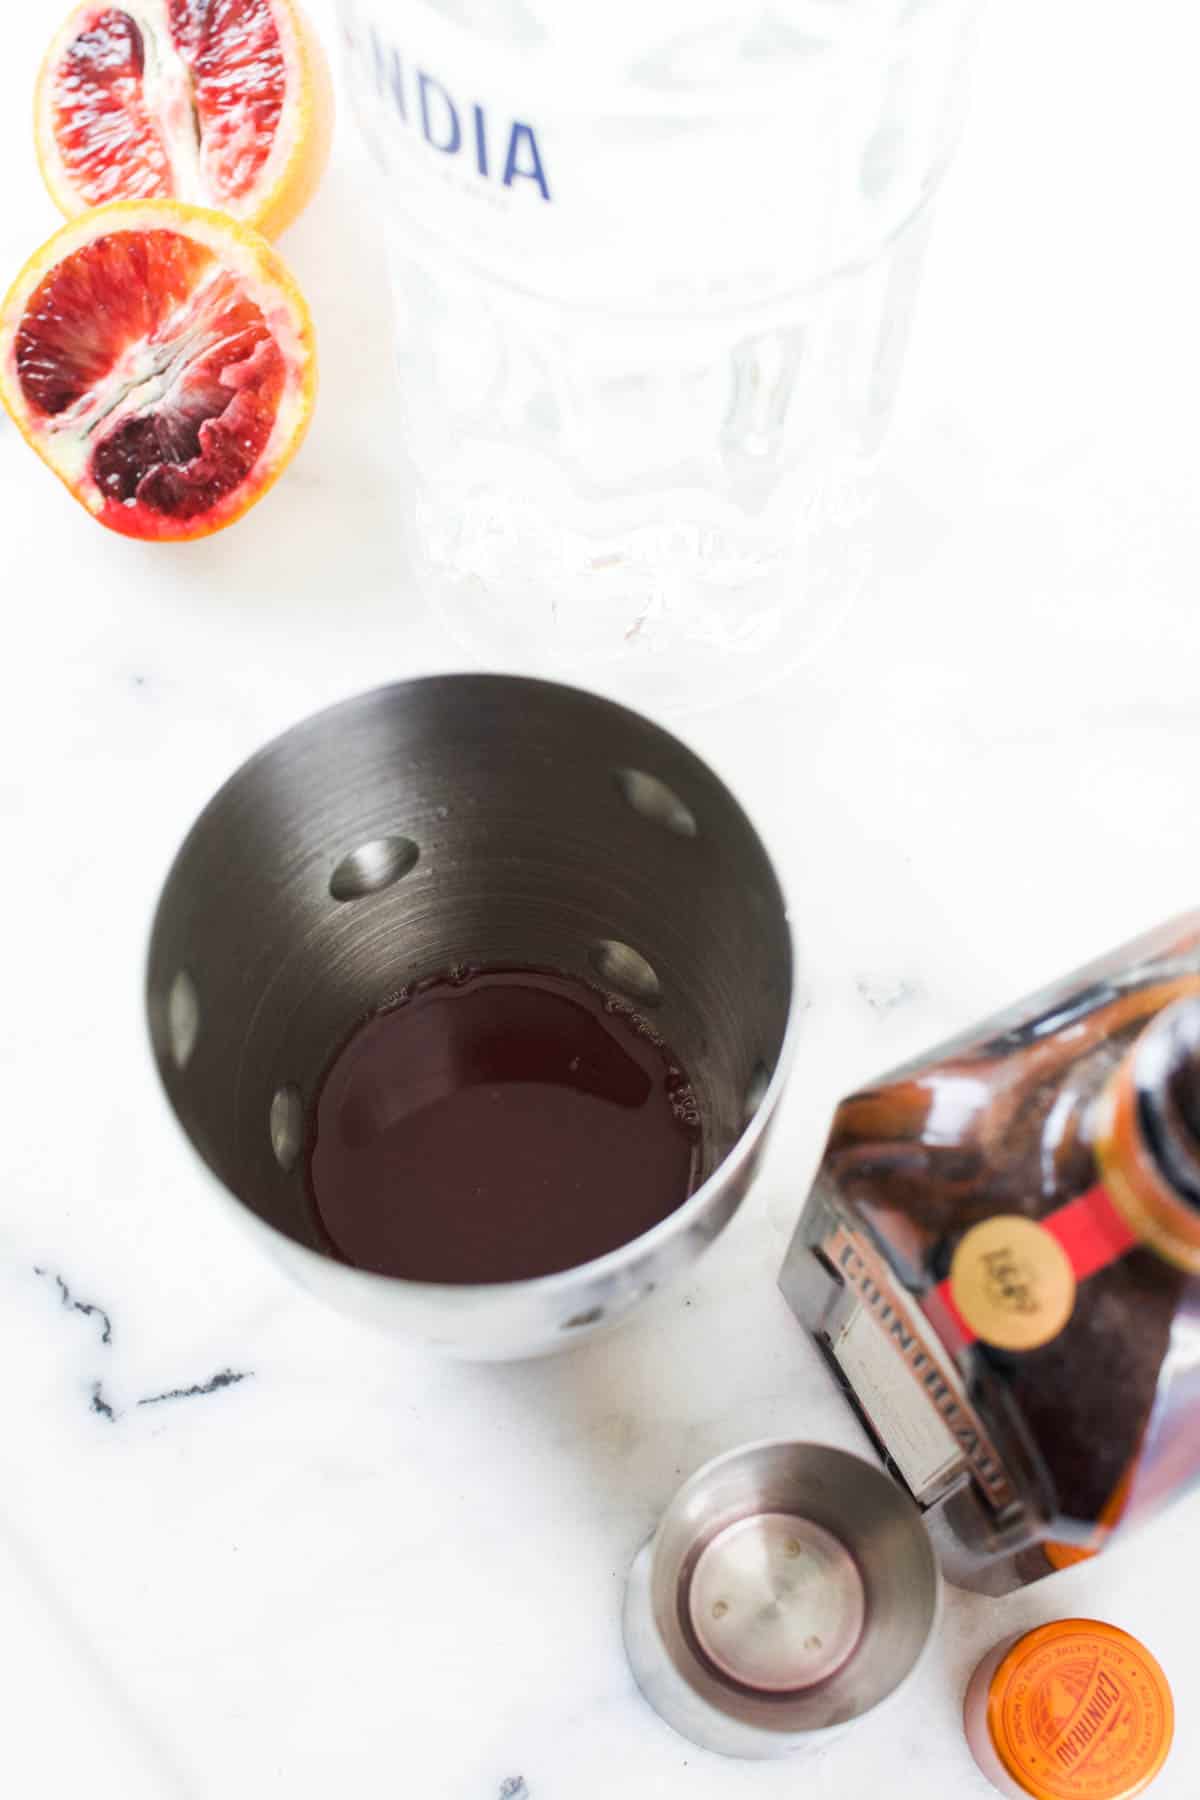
(984, 1619, 1173, 1800)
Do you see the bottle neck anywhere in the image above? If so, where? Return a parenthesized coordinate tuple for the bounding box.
(927, 998, 1200, 1359)
(1095, 998, 1200, 1275)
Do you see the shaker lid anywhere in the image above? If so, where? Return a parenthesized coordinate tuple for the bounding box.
(985, 1619, 1173, 1800)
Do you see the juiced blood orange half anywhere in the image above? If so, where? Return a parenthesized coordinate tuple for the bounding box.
(0, 201, 316, 541)
(35, 0, 333, 239)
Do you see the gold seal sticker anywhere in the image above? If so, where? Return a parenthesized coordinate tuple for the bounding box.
(949, 1215, 1076, 1352)
(986, 1619, 1174, 1800)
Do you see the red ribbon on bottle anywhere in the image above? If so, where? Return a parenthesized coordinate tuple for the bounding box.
(928, 1183, 1140, 1349)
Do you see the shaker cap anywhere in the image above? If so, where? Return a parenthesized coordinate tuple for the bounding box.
(984, 1619, 1173, 1800)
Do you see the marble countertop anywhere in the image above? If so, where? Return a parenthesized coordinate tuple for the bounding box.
(2, 2, 1198, 1796)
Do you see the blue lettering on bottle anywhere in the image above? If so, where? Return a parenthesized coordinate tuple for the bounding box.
(503, 122, 550, 200)
(369, 26, 406, 121)
(472, 103, 489, 178)
(418, 71, 461, 154)
(360, 26, 551, 202)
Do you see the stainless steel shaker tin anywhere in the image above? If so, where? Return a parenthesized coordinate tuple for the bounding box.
(623, 1440, 941, 1758)
(146, 675, 797, 1360)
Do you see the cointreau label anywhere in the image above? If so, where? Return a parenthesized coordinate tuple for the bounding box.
(824, 1222, 1017, 1512)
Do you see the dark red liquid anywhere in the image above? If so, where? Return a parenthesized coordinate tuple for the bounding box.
(306, 968, 701, 1284)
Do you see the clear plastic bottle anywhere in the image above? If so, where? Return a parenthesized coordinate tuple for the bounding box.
(781, 913, 1200, 1592)
(337, 0, 978, 702)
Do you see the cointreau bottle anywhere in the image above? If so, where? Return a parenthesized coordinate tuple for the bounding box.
(780, 913, 1200, 1592)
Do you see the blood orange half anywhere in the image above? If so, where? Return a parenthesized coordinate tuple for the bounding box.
(35, 0, 333, 239)
(0, 201, 316, 541)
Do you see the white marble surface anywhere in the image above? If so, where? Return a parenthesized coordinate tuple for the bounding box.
(2, 3, 1199, 1796)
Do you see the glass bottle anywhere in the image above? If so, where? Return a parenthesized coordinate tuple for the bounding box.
(780, 913, 1200, 1592)
(336, 0, 980, 703)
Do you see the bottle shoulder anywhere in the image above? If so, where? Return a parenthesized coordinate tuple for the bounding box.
(825, 967, 1200, 1250)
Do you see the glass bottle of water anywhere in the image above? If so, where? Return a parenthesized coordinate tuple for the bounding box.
(339, 0, 978, 703)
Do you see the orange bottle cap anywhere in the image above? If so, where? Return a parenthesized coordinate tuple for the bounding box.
(986, 1619, 1174, 1800)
